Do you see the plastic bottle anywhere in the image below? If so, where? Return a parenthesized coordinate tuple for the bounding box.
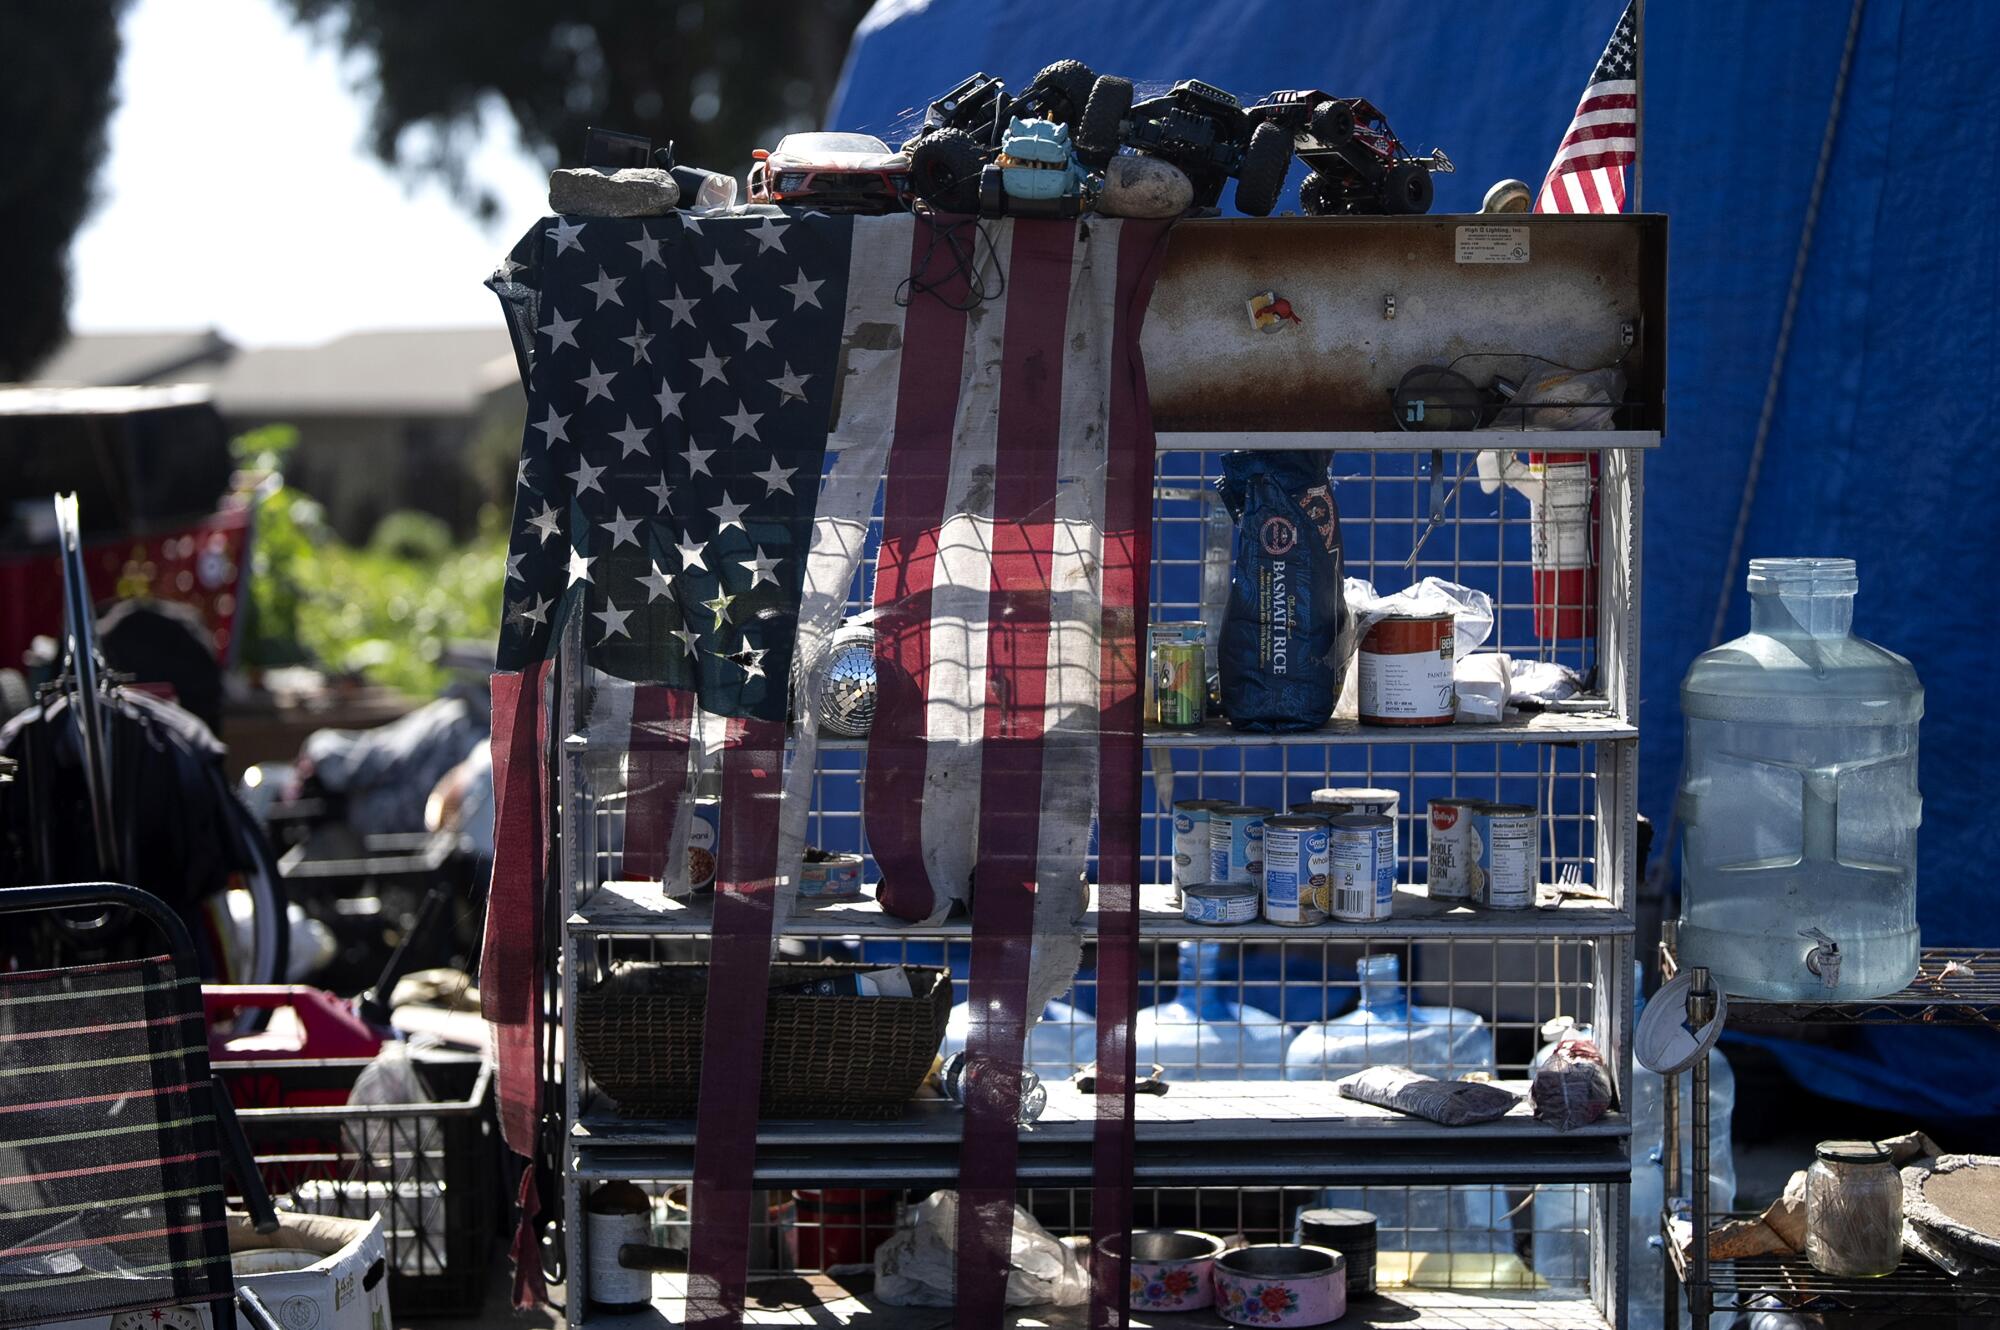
(939, 996, 1094, 1080)
(1284, 954, 1505, 1253)
(1132, 941, 1288, 1080)
(1678, 558, 1922, 1000)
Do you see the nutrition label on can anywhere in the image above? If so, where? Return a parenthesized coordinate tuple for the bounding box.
(1358, 648, 1455, 720)
(1481, 817, 1538, 909)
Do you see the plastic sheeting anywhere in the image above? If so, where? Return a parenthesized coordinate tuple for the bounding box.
(832, 0, 2000, 1121)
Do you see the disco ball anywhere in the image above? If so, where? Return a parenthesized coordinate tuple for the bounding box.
(810, 623, 877, 738)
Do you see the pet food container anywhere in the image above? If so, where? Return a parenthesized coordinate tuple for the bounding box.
(1214, 1243, 1346, 1327)
(1098, 1228, 1227, 1311)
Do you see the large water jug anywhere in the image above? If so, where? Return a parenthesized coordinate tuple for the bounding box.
(1286, 954, 1505, 1253)
(1678, 558, 1922, 1000)
(1133, 942, 1287, 1080)
(940, 997, 1095, 1080)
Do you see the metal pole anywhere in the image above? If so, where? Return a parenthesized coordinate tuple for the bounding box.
(1632, 0, 1645, 212)
(1688, 966, 1716, 1326)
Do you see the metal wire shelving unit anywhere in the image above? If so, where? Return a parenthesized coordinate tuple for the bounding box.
(552, 214, 1667, 1329)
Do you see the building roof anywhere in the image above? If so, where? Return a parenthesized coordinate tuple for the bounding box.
(27, 330, 236, 386)
(202, 327, 516, 418)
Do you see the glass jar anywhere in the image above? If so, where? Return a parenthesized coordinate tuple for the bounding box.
(1805, 1140, 1903, 1277)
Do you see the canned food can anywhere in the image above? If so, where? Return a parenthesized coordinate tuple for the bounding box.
(1328, 813, 1396, 921)
(797, 851, 864, 904)
(1260, 815, 1330, 926)
(1152, 638, 1206, 729)
(1357, 611, 1456, 726)
(1171, 800, 1232, 899)
(1146, 622, 1206, 722)
(688, 796, 721, 892)
(1474, 802, 1537, 909)
(1182, 882, 1260, 926)
(1425, 798, 1482, 903)
(1207, 805, 1271, 887)
(1310, 786, 1400, 868)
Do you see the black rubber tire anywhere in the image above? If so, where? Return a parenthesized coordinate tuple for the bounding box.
(1298, 170, 1341, 217)
(1383, 160, 1434, 214)
(910, 128, 986, 213)
(1030, 59, 1097, 125)
(1077, 75, 1132, 168)
(1310, 100, 1356, 146)
(979, 166, 1004, 216)
(1234, 120, 1292, 217)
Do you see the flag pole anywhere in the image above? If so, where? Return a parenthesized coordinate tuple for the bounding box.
(1632, 0, 1646, 210)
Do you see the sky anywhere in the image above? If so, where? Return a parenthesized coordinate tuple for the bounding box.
(69, 0, 552, 347)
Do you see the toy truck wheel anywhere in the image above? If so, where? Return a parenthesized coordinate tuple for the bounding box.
(1309, 100, 1356, 146)
(1234, 121, 1292, 217)
(1383, 160, 1434, 214)
(1031, 59, 1097, 125)
(979, 166, 1004, 216)
(1298, 169, 1342, 217)
(910, 128, 986, 213)
(1078, 75, 1132, 168)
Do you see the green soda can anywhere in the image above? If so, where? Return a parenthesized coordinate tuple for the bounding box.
(1152, 637, 1206, 728)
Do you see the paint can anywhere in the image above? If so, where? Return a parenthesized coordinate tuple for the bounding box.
(1183, 882, 1261, 926)
(1357, 611, 1456, 726)
(1309, 786, 1400, 869)
(1474, 802, 1538, 909)
(1425, 798, 1482, 903)
(1172, 799, 1233, 901)
(688, 796, 721, 892)
(1328, 813, 1396, 922)
(1208, 805, 1271, 887)
(1261, 815, 1330, 926)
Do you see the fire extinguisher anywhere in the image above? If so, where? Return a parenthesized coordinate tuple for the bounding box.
(1476, 449, 1598, 641)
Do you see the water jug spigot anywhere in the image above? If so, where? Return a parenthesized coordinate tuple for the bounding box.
(1801, 928, 1843, 989)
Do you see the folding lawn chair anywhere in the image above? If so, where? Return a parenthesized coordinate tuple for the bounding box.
(0, 882, 279, 1330)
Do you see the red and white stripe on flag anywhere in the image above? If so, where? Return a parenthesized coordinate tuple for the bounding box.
(1535, 0, 1638, 214)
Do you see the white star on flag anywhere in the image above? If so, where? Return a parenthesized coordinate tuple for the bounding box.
(739, 547, 781, 588)
(693, 344, 730, 386)
(753, 458, 796, 495)
(736, 644, 769, 681)
(567, 457, 607, 494)
(654, 381, 684, 419)
(517, 457, 533, 487)
(639, 560, 676, 601)
(660, 288, 700, 328)
(603, 508, 642, 548)
(538, 308, 580, 350)
(747, 218, 789, 254)
(583, 266, 626, 309)
(532, 408, 571, 445)
(781, 272, 824, 311)
(493, 256, 524, 282)
(678, 213, 703, 236)
(721, 402, 763, 442)
(670, 625, 699, 656)
(645, 473, 673, 512)
(514, 594, 550, 629)
(703, 589, 738, 629)
(527, 502, 563, 544)
(567, 546, 595, 584)
(546, 217, 586, 254)
(711, 489, 749, 533)
(733, 308, 776, 349)
(620, 323, 655, 365)
(701, 252, 740, 292)
(684, 438, 715, 476)
(676, 534, 709, 573)
(767, 364, 811, 402)
(575, 362, 617, 404)
(593, 597, 634, 640)
(627, 228, 666, 267)
(505, 551, 525, 581)
(610, 416, 652, 457)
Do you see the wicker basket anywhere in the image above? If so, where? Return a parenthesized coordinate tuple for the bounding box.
(575, 961, 952, 1119)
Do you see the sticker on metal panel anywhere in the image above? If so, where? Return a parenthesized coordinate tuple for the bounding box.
(1455, 225, 1531, 264)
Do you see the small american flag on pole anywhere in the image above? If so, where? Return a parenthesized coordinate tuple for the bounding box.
(1536, 0, 1639, 213)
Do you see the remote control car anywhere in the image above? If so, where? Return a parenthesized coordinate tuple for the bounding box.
(748, 132, 912, 214)
(904, 60, 1105, 212)
(1075, 77, 1292, 216)
(1246, 92, 1452, 215)
(977, 117, 1092, 219)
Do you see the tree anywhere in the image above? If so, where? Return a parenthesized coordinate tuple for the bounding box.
(279, 0, 873, 220)
(0, 2, 129, 380)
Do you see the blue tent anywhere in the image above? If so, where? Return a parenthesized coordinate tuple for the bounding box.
(830, 0, 2000, 1121)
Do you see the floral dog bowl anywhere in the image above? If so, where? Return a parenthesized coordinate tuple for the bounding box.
(1215, 1243, 1346, 1327)
(1099, 1228, 1227, 1311)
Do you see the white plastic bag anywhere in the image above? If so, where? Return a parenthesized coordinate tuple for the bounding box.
(873, 1190, 1088, 1307)
(1334, 577, 1495, 722)
(1453, 652, 1512, 723)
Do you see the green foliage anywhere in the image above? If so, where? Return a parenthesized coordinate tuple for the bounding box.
(236, 426, 505, 697)
(277, 0, 872, 218)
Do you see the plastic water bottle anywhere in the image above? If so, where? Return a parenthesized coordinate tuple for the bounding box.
(1285, 953, 1505, 1252)
(1132, 942, 1287, 1080)
(1679, 557, 1922, 1000)
(940, 996, 1094, 1080)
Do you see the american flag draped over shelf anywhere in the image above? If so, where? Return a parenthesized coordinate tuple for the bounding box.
(483, 208, 1170, 1327)
(1536, 0, 1638, 213)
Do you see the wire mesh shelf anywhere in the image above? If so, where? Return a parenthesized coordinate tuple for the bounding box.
(1668, 1214, 2000, 1318)
(1709, 947, 2000, 1027)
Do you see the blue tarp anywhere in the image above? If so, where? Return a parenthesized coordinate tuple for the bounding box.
(831, 0, 2000, 1121)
